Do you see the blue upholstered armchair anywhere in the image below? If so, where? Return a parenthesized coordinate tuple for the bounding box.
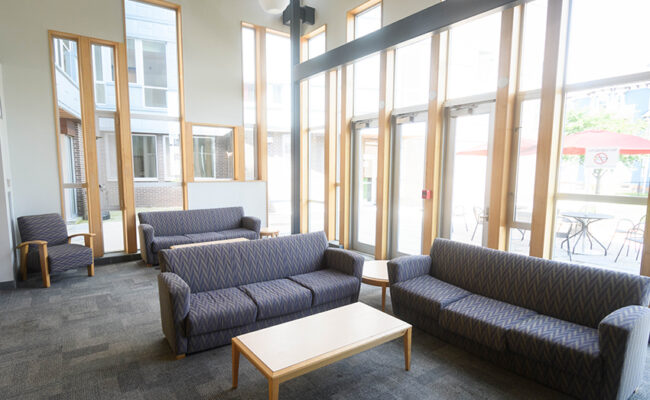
(17, 213, 95, 288)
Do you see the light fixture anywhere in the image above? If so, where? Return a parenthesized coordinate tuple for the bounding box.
(258, 0, 289, 15)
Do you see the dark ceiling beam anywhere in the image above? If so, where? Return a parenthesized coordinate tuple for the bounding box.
(293, 0, 528, 82)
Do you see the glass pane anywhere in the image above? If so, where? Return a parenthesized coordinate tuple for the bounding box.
(508, 99, 540, 255)
(395, 122, 426, 255)
(266, 31, 292, 233)
(92, 44, 124, 252)
(53, 38, 86, 185)
(267, 131, 292, 235)
(558, 83, 650, 196)
(447, 13, 501, 99)
(308, 74, 325, 129)
(519, 0, 547, 91)
(394, 37, 431, 109)
(266, 32, 291, 132)
(307, 32, 325, 59)
(244, 126, 257, 181)
(355, 127, 378, 248)
(125, 0, 183, 249)
(355, 4, 381, 39)
(449, 113, 491, 245)
(566, 0, 650, 84)
(192, 126, 234, 180)
(132, 135, 157, 178)
(63, 187, 89, 245)
(353, 54, 380, 116)
(242, 26, 257, 180)
(553, 200, 645, 274)
(308, 129, 325, 232)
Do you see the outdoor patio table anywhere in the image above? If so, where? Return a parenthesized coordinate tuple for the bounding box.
(561, 211, 613, 256)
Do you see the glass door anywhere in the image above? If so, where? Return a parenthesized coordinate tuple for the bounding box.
(389, 112, 427, 257)
(91, 44, 125, 253)
(441, 102, 495, 246)
(52, 37, 90, 244)
(351, 119, 378, 254)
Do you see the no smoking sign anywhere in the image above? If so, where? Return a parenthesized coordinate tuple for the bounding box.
(585, 147, 618, 169)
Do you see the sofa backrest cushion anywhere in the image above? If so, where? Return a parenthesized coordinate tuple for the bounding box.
(430, 238, 650, 328)
(18, 213, 69, 247)
(138, 207, 244, 236)
(160, 231, 328, 293)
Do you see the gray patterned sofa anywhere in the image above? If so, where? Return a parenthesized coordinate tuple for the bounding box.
(388, 238, 650, 400)
(138, 207, 260, 265)
(157, 231, 365, 357)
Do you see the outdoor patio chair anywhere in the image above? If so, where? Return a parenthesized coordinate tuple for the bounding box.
(471, 207, 488, 241)
(606, 217, 636, 252)
(17, 213, 95, 288)
(615, 220, 645, 262)
(556, 216, 578, 261)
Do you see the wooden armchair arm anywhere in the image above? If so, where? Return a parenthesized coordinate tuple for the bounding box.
(68, 232, 96, 248)
(16, 240, 47, 249)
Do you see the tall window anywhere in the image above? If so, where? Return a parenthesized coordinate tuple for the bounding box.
(242, 26, 258, 180)
(508, 0, 547, 255)
(266, 31, 292, 234)
(125, 0, 183, 247)
(551, 0, 650, 274)
(306, 30, 326, 233)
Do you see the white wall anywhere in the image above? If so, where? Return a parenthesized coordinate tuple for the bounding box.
(0, 0, 436, 284)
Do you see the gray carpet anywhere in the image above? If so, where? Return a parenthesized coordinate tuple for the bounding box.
(2, 261, 650, 400)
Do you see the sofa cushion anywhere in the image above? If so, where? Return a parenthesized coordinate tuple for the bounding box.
(390, 275, 471, 319)
(185, 232, 225, 243)
(507, 314, 601, 381)
(138, 207, 244, 236)
(240, 279, 312, 320)
(289, 269, 359, 306)
(152, 235, 193, 252)
(186, 288, 258, 336)
(47, 244, 93, 272)
(219, 228, 258, 240)
(439, 294, 537, 351)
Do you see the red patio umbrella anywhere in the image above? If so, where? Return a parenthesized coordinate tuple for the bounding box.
(561, 130, 650, 155)
(456, 130, 650, 156)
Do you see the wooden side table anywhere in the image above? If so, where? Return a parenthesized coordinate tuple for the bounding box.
(260, 227, 279, 238)
(361, 260, 390, 312)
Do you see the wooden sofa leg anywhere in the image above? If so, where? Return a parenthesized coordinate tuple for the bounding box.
(20, 246, 28, 281)
(88, 262, 95, 277)
(175, 354, 186, 360)
(38, 246, 50, 288)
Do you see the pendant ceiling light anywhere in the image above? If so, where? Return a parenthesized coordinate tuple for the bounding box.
(258, 0, 290, 15)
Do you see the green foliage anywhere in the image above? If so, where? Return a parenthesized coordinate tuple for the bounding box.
(562, 110, 649, 168)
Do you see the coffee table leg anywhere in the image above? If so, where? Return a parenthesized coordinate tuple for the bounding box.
(404, 327, 412, 371)
(381, 286, 386, 312)
(232, 342, 240, 389)
(268, 377, 279, 400)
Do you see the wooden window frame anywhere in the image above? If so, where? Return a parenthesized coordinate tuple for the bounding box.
(185, 122, 243, 182)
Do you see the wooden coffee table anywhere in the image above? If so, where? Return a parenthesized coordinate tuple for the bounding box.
(170, 237, 248, 249)
(260, 227, 280, 238)
(231, 302, 412, 400)
(362, 260, 389, 312)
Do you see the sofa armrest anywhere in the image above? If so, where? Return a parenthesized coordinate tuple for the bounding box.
(324, 248, 365, 281)
(138, 224, 155, 264)
(388, 255, 431, 285)
(158, 273, 191, 356)
(599, 305, 650, 400)
(241, 216, 261, 236)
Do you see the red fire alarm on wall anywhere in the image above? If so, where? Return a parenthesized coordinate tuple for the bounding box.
(421, 189, 432, 200)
